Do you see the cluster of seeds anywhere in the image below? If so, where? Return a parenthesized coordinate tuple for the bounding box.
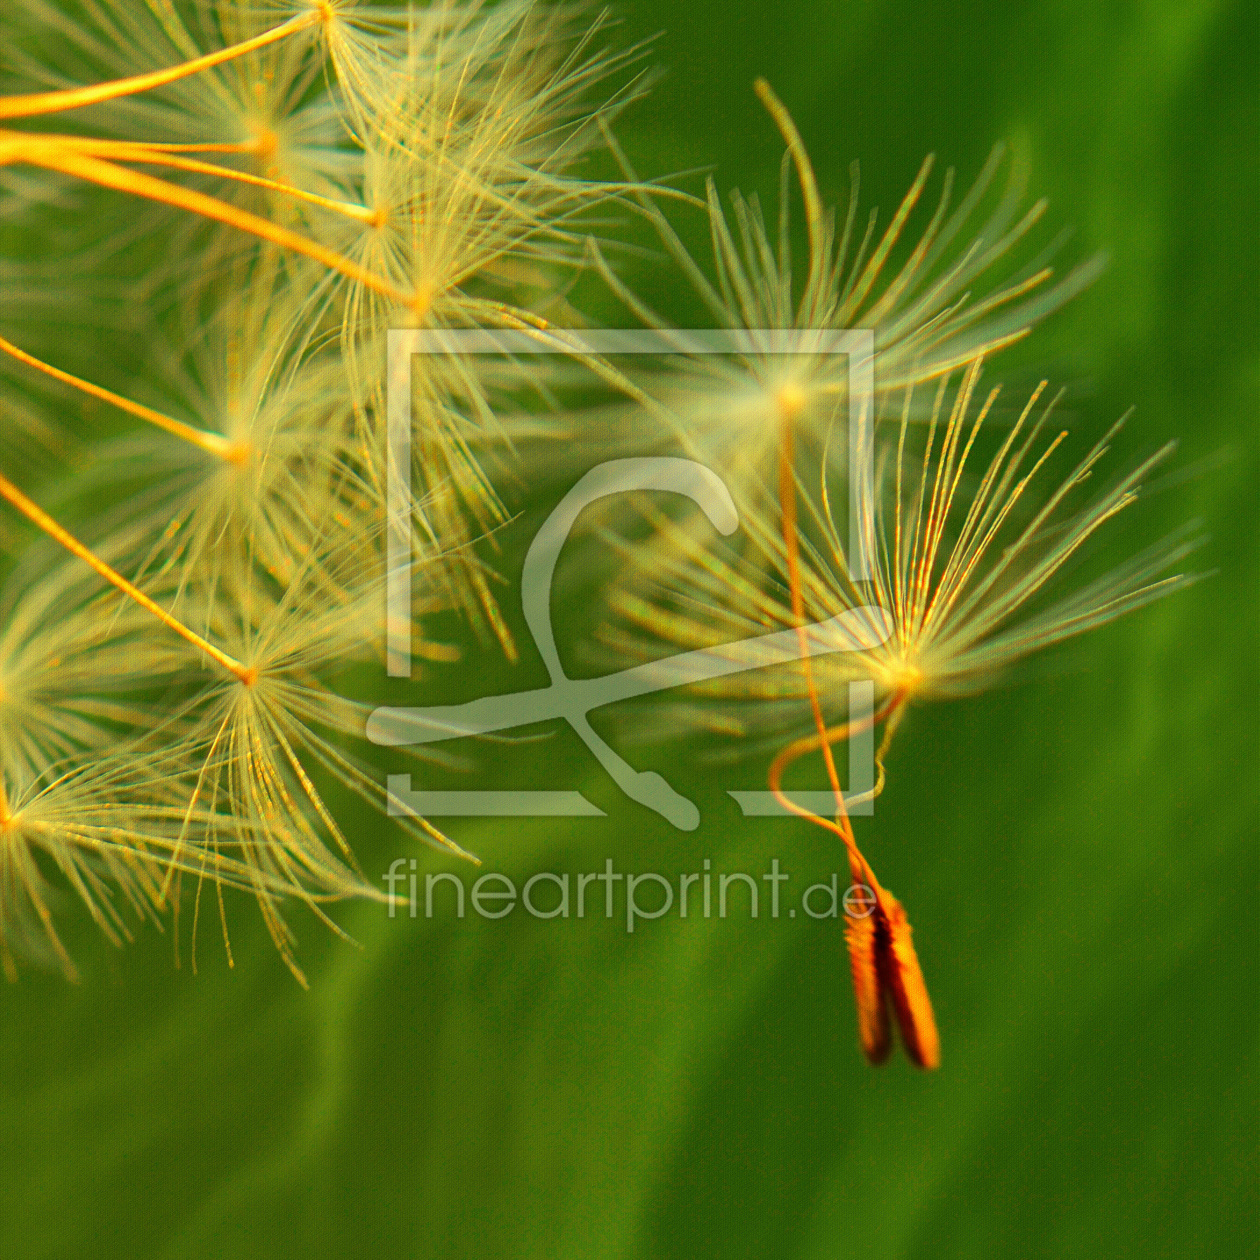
(0, 0, 631, 981)
(0, 2, 1195, 1064)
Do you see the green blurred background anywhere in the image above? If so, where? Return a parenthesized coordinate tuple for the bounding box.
(2, 1, 1256, 1256)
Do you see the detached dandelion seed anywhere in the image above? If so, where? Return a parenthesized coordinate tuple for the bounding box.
(608, 352, 1199, 1065)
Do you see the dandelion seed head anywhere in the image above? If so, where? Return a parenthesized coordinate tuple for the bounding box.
(607, 360, 1201, 749)
(0, 0, 1200, 1007)
(0, 0, 634, 979)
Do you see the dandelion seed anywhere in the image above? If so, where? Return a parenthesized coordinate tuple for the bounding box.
(606, 354, 1199, 1064)
(612, 360, 1200, 740)
(0, 554, 291, 979)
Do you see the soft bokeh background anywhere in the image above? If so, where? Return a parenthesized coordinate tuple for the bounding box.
(2, 1, 1256, 1257)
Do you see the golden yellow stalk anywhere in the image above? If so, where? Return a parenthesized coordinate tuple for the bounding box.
(0, 12, 323, 121)
(0, 333, 238, 461)
(0, 136, 412, 307)
(0, 471, 253, 684)
(37, 136, 384, 226)
(119, 151, 384, 226)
